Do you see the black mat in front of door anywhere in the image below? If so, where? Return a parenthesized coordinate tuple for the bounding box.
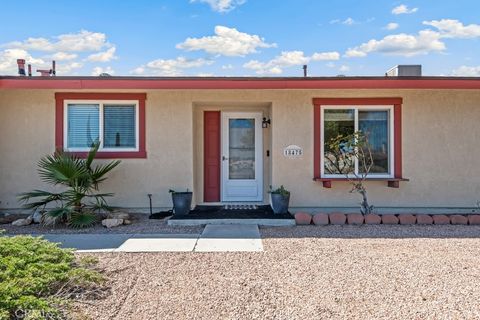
(169, 205, 293, 220)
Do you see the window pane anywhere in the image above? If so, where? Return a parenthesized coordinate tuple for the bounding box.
(67, 104, 99, 148)
(229, 119, 255, 179)
(103, 105, 136, 148)
(359, 110, 389, 174)
(324, 109, 354, 174)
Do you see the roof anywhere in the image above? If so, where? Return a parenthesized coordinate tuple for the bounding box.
(1, 75, 480, 90)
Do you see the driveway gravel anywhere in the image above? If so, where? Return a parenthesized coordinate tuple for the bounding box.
(76, 225, 480, 320)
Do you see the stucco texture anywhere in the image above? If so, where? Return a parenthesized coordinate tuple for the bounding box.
(1, 88, 480, 210)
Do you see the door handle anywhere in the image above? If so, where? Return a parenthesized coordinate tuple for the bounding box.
(222, 156, 228, 161)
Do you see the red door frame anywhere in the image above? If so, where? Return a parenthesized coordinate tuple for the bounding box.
(204, 111, 221, 202)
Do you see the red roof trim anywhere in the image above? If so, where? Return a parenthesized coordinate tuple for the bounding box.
(2, 77, 480, 89)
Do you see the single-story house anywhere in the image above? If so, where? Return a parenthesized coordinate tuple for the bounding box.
(1, 65, 480, 214)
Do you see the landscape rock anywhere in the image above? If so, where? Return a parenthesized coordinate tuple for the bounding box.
(433, 215, 450, 225)
(468, 215, 480, 225)
(329, 213, 346, 225)
(416, 215, 433, 225)
(108, 211, 130, 220)
(398, 214, 416, 225)
(347, 213, 364, 225)
(294, 212, 312, 225)
(381, 215, 399, 225)
(450, 215, 468, 225)
(364, 214, 381, 224)
(312, 213, 329, 225)
(123, 219, 132, 225)
(32, 209, 43, 224)
(102, 218, 124, 228)
(42, 213, 59, 227)
(11, 216, 33, 227)
(0, 213, 26, 224)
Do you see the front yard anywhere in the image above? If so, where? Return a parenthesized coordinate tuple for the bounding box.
(75, 225, 480, 320)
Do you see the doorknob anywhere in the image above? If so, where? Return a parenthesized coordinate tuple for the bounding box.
(222, 156, 228, 161)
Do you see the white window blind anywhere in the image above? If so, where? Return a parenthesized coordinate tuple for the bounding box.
(67, 104, 100, 148)
(103, 105, 136, 148)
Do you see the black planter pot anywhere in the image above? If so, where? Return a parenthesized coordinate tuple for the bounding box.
(270, 193, 290, 214)
(171, 192, 193, 216)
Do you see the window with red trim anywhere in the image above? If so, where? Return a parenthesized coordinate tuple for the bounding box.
(313, 98, 406, 188)
(55, 93, 146, 159)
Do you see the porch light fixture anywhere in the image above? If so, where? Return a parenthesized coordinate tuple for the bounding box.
(262, 117, 271, 128)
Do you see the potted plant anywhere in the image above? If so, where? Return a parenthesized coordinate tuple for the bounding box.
(270, 185, 290, 214)
(169, 189, 193, 216)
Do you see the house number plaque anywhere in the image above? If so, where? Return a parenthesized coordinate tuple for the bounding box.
(283, 145, 303, 158)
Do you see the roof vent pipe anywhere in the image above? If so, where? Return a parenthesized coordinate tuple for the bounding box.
(303, 65, 307, 77)
(52, 60, 56, 76)
(28, 64, 32, 77)
(17, 59, 26, 76)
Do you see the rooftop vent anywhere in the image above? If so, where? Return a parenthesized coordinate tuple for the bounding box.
(386, 65, 422, 77)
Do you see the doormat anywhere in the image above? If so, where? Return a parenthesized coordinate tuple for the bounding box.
(149, 210, 173, 219)
(170, 205, 293, 220)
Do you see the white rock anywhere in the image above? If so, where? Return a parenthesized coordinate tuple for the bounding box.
(102, 218, 124, 228)
(32, 209, 43, 224)
(42, 214, 58, 227)
(12, 216, 33, 226)
(108, 211, 130, 220)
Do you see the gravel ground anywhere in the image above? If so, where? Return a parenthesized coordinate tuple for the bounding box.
(0, 213, 202, 235)
(76, 225, 480, 320)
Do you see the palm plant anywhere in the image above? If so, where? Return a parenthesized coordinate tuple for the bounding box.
(18, 141, 120, 228)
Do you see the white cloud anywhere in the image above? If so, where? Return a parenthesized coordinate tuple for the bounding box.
(345, 29, 445, 57)
(392, 4, 418, 15)
(197, 72, 215, 76)
(131, 57, 214, 76)
(6, 30, 110, 52)
(330, 17, 356, 25)
(339, 65, 350, 72)
(0, 48, 44, 74)
(385, 23, 399, 30)
(342, 17, 355, 25)
(55, 61, 83, 75)
(91, 66, 115, 76)
(190, 0, 246, 13)
(244, 50, 339, 75)
(87, 47, 117, 62)
(423, 19, 480, 39)
(176, 25, 276, 57)
(451, 65, 480, 76)
(50, 52, 78, 61)
(311, 51, 340, 61)
(221, 64, 234, 69)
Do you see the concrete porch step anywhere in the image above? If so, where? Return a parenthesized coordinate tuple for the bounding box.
(168, 218, 295, 226)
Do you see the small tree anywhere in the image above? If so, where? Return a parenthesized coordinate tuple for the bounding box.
(18, 141, 120, 228)
(325, 131, 374, 215)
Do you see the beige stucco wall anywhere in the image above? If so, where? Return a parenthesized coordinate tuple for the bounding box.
(1, 88, 480, 211)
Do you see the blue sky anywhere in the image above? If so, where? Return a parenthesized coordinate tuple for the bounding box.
(1, 0, 479, 77)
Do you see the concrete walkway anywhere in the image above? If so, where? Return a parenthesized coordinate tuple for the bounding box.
(42, 224, 263, 252)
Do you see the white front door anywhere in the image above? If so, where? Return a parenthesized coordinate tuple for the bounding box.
(221, 112, 263, 202)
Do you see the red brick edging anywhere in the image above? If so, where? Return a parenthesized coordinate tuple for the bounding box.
(294, 213, 480, 226)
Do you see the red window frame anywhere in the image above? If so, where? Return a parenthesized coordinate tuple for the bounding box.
(313, 97, 405, 188)
(55, 92, 147, 159)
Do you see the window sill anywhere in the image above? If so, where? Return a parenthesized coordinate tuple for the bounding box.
(66, 151, 147, 159)
(313, 177, 409, 188)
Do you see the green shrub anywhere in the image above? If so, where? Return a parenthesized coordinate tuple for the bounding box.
(0, 235, 103, 319)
